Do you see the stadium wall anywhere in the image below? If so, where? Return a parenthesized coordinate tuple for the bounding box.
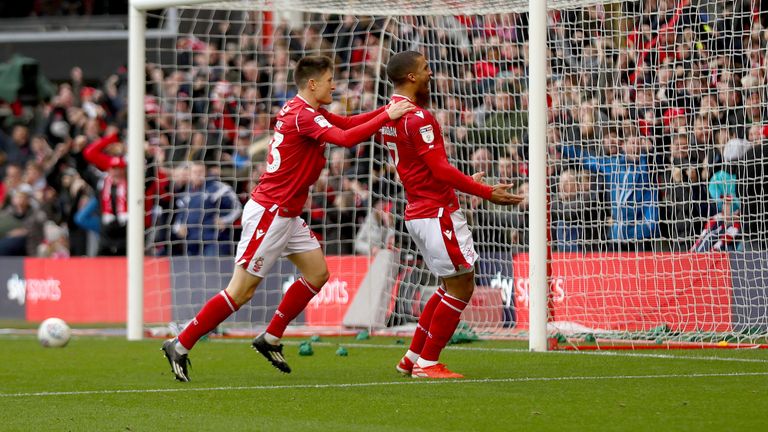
(2, 254, 766, 333)
(513, 253, 733, 333)
(0, 256, 369, 327)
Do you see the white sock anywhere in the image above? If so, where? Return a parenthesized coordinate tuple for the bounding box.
(263, 332, 280, 345)
(405, 350, 419, 363)
(416, 358, 438, 368)
(175, 341, 189, 355)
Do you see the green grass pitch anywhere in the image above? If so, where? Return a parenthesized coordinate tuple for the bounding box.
(1, 335, 767, 431)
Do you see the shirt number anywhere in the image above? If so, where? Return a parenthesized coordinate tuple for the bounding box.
(266, 132, 284, 173)
(386, 141, 399, 167)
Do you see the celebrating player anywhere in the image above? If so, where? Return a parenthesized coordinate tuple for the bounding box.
(162, 55, 413, 381)
(384, 51, 522, 378)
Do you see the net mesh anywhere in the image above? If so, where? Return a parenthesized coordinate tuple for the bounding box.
(142, 0, 768, 345)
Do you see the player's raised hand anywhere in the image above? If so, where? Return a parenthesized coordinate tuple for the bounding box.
(386, 100, 415, 120)
(488, 183, 523, 205)
(472, 171, 487, 184)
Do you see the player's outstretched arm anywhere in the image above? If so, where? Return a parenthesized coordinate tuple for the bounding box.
(471, 171, 487, 184)
(321, 106, 386, 129)
(470, 171, 522, 205)
(488, 184, 523, 205)
(318, 100, 413, 148)
(421, 150, 493, 199)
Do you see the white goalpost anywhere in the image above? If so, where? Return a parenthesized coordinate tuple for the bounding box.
(128, 0, 768, 350)
(128, 2, 147, 341)
(127, 0, 550, 347)
(527, 0, 548, 352)
(127, 0, 551, 347)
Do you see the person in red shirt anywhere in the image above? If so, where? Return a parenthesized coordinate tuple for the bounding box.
(82, 128, 128, 256)
(384, 51, 522, 379)
(162, 55, 413, 381)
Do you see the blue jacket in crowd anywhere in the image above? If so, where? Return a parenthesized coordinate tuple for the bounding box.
(174, 178, 242, 243)
(561, 145, 660, 243)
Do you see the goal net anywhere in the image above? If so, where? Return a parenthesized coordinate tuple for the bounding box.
(138, 0, 768, 347)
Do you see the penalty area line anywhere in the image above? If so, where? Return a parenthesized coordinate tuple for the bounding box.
(3, 371, 768, 398)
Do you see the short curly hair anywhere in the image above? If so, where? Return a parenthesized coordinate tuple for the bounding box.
(386, 51, 423, 85)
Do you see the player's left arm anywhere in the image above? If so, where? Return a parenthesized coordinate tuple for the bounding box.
(315, 111, 390, 148)
(319, 106, 387, 130)
(315, 100, 412, 148)
(421, 151, 494, 199)
(409, 115, 493, 199)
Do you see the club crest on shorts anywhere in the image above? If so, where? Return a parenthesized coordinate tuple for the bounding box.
(419, 125, 434, 144)
(252, 256, 265, 273)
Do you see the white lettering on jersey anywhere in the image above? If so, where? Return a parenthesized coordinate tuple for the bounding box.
(419, 125, 435, 144)
(380, 126, 398, 137)
(275, 120, 284, 130)
(314, 115, 332, 128)
(415, 111, 424, 119)
(443, 229, 453, 240)
(279, 104, 291, 116)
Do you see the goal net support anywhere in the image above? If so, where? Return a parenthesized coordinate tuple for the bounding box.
(128, 0, 768, 349)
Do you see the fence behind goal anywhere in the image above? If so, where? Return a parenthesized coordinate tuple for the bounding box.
(130, 0, 768, 347)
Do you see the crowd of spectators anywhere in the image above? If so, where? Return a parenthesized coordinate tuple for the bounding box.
(0, 1, 127, 18)
(1, 0, 768, 258)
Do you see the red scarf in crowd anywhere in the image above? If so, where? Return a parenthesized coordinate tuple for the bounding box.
(101, 175, 128, 225)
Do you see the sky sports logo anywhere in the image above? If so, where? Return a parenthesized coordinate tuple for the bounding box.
(6, 274, 63, 305)
(283, 275, 350, 308)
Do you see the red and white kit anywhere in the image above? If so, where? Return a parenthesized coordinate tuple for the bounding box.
(382, 95, 492, 277)
(238, 95, 390, 276)
(405, 207, 476, 277)
(235, 200, 320, 277)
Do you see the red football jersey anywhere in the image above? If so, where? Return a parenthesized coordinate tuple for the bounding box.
(251, 96, 336, 217)
(382, 95, 460, 220)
